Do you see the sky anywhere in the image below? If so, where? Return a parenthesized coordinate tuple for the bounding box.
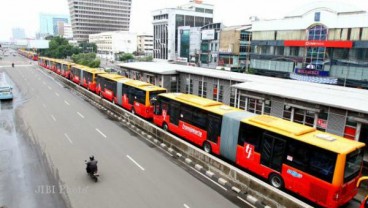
(1, 0, 368, 41)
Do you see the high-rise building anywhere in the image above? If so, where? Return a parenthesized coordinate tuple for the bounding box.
(39, 13, 70, 37)
(152, 0, 214, 61)
(57, 22, 73, 39)
(68, 0, 132, 42)
(137, 34, 153, 56)
(12, 28, 26, 39)
(89, 31, 137, 61)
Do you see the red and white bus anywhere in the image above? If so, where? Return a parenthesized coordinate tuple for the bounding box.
(69, 65, 105, 92)
(153, 93, 365, 208)
(96, 74, 166, 119)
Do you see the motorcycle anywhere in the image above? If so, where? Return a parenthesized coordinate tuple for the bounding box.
(85, 160, 99, 182)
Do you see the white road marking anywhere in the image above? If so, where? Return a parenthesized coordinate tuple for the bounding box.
(51, 115, 56, 122)
(55, 92, 59, 97)
(64, 100, 70, 105)
(64, 133, 73, 144)
(77, 112, 85, 119)
(56, 82, 63, 87)
(126, 155, 145, 171)
(48, 86, 52, 90)
(42, 81, 46, 85)
(42, 103, 47, 108)
(96, 128, 107, 138)
(184, 204, 190, 208)
(190, 166, 227, 191)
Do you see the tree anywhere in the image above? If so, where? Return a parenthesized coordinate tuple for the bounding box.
(71, 53, 100, 68)
(119, 53, 134, 62)
(40, 36, 81, 59)
(79, 42, 97, 53)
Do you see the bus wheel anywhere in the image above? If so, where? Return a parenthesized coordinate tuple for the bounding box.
(163, 123, 168, 131)
(203, 141, 212, 154)
(268, 173, 284, 189)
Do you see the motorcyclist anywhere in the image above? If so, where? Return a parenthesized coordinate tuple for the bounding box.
(86, 155, 98, 174)
(11, 63, 14, 68)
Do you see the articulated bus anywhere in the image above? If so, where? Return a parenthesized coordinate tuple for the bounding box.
(59, 61, 73, 79)
(96, 74, 166, 119)
(38, 57, 54, 70)
(70, 65, 106, 92)
(18, 49, 38, 61)
(152, 93, 365, 208)
(0, 72, 13, 100)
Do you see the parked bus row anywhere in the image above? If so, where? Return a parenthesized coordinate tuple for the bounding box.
(38, 56, 166, 119)
(34, 56, 365, 208)
(18, 49, 38, 61)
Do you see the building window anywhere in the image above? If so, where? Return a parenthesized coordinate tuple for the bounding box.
(314, 12, 321, 22)
(283, 105, 292, 120)
(289, 47, 299, 56)
(264, 100, 271, 115)
(247, 98, 262, 115)
(185, 78, 193, 94)
(306, 25, 327, 69)
(197, 81, 208, 97)
(230, 87, 236, 107)
(218, 86, 224, 102)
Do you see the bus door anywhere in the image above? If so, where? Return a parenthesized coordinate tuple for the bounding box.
(207, 114, 222, 154)
(169, 102, 180, 128)
(261, 133, 286, 172)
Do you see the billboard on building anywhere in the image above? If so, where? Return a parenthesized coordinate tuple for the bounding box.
(202, 29, 215, 40)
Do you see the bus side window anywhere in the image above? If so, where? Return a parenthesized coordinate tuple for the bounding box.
(285, 141, 309, 171)
(308, 150, 336, 182)
(238, 123, 262, 152)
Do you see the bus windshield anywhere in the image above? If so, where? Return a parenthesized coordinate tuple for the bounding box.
(344, 148, 364, 183)
(149, 90, 167, 102)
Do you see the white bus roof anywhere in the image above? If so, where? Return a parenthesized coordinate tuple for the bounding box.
(118, 62, 368, 114)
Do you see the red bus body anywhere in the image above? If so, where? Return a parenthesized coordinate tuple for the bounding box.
(153, 93, 365, 208)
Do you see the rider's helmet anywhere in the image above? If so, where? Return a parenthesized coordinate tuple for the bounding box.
(89, 155, 94, 161)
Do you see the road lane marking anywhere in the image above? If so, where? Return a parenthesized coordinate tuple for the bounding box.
(51, 115, 56, 122)
(42, 81, 46, 85)
(77, 112, 85, 119)
(96, 128, 107, 138)
(190, 166, 227, 191)
(55, 92, 59, 97)
(126, 155, 145, 171)
(64, 100, 70, 105)
(48, 86, 52, 90)
(56, 82, 63, 87)
(42, 103, 47, 108)
(184, 204, 190, 208)
(64, 133, 73, 144)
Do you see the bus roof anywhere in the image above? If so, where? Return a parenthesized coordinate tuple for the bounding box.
(124, 79, 166, 92)
(72, 64, 104, 74)
(245, 115, 365, 154)
(98, 73, 126, 82)
(159, 93, 241, 115)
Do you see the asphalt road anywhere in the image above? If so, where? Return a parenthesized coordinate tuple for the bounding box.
(0, 53, 243, 208)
